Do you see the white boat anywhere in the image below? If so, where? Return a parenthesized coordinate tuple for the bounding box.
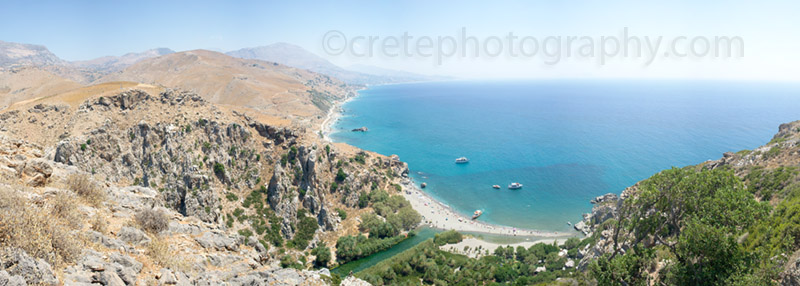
(455, 157, 469, 164)
(492, 185, 501, 189)
(472, 210, 483, 220)
(508, 182, 523, 189)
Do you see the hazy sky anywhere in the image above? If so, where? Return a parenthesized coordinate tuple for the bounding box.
(1, 0, 798, 80)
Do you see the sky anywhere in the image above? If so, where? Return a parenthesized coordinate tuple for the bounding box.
(1, 0, 799, 80)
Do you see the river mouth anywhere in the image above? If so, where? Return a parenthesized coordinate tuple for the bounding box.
(332, 227, 440, 276)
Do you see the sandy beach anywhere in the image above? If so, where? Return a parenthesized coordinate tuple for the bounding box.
(400, 179, 578, 238)
(320, 93, 356, 141)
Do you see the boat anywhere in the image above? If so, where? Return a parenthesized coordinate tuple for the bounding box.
(508, 182, 523, 189)
(492, 185, 501, 189)
(472, 210, 483, 220)
(455, 157, 469, 164)
(420, 182, 427, 188)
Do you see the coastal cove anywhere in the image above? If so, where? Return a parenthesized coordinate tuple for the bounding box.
(330, 80, 800, 232)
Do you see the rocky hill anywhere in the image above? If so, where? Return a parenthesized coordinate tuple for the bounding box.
(0, 86, 410, 285)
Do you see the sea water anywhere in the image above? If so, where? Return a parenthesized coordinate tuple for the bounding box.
(331, 79, 800, 232)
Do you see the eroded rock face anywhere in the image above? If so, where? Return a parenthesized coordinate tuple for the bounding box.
(51, 105, 271, 224)
(0, 248, 58, 285)
(0, 136, 52, 186)
(194, 231, 242, 251)
(63, 250, 143, 286)
(782, 257, 800, 286)
(267, 163, 299, 239)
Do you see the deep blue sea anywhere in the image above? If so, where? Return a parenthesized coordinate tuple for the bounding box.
(331, 80, 800, 232)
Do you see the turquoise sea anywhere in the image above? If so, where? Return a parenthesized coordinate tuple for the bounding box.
(331, 80, 800, 232)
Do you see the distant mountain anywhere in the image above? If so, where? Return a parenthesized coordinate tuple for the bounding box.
(0, 41, 178, 84)
(227, 43, 440, 84)
(0, 40, 66, 68)
(73, 48, 174, 74)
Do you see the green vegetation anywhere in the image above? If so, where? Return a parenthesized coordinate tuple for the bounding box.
(335, 234, 408, 264)
(288, 146, 298, 164)
(335, 208, 347, 220)
(745, 166, 798, 200)
(290, 209, 319, 250)
(225, 192, 238, 202)
(336, 168, 347, 182)
(228, 186, 284, 248)
(433, 230, 463, 246)
(213, 162, 225, 175)
(335, 189, 422, 265)
(591, 167, 773, 285)
(312, 243, 332, 268)
(765, 146, 783, 158)
(357, 235, 585, 285)
(280, 254, 304, 270)
(353, 153, 367, 164)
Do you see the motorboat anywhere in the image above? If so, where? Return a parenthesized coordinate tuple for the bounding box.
(508, 182, 523, 189)
(455, 157, 469, 164)
(492, 185, 501, 189)
(472, 210, 483, 220)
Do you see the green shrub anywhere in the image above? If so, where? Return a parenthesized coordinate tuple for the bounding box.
(225, 192, 238, 202)
(213, 163, 225, 175)
(336, 168, 347, 182)
(312, 243, 331, 268)
(291, 214, 319, 250)
(434, 230, 463, 246)
(336, 208, 347, 220)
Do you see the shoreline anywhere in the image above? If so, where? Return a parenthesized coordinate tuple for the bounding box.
(321, 96, 353, 141)
(320, 86, 581, 239)
(400, 178, 578, 238)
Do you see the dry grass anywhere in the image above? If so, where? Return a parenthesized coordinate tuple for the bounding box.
(135, 208, 169, 234)
(146, 237, 188, 271)
(50, 191, 83, 229)
(91, 214, 108, 234)
(0, 187, 83, 266)
(67, 173, 105, 206)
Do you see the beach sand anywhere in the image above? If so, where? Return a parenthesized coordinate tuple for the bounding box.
(400, 179, 578, 238)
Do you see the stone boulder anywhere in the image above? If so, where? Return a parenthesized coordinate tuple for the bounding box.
(0, 248, 58, 285)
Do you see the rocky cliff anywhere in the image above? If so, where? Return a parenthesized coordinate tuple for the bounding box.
(0, 88, 404, 285)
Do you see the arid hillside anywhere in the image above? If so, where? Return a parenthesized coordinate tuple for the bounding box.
(96, 50, 356, 127)
(0, 67, 82, 110)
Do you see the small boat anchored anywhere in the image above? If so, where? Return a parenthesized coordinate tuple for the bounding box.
(455, 157, 469, 164)
(472, 210, 483, 220)
(508, 182, 523, 190)
(420, 182, 427, 188)
(492, 185, 501, 189)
